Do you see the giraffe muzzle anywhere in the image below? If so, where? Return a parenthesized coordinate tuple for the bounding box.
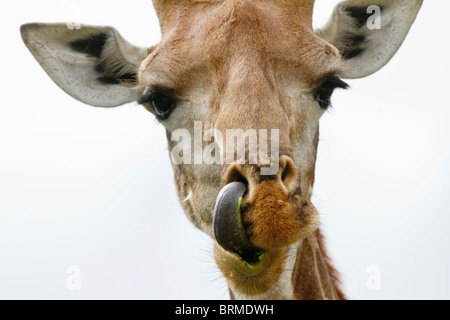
(213, 156, 320, 263)
(213, 181, 263, 263)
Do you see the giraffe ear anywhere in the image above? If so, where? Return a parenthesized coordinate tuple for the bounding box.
(316, 0, 423, 79)
(21, 23, 151, 107)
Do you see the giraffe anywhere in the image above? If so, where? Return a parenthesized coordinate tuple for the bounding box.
(21, 0, 423, 300)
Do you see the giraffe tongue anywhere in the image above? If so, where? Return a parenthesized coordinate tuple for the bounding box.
(213, 182, 261, 263)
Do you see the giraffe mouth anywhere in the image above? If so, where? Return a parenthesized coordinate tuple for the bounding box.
(213, 182, 264, 264)
(213, 178, 320, 266)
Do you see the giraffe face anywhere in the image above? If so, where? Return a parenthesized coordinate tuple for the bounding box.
(138, 0, 342, 254)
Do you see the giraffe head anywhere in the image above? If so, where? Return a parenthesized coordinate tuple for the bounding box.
(21, 0, 422, 299)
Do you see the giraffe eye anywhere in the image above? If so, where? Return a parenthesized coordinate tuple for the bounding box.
(139, 92, 176, 120)
(314, 76, 349, 109)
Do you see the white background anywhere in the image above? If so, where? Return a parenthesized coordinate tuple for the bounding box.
(1, 0, 449, 300)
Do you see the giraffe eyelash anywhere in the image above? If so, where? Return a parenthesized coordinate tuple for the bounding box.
(314, 76, 349, 109)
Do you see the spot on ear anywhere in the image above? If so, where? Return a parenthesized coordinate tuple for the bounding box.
(342, 47, 365, 60)
(70, 33, 109, 58)
(344, 7, 370, 29)
(94, 63, 137, 85)
(344, 6, 384, 29)
(339, 5, 385, 60)
(340, 34, 366, 59)
(97, 72, 137, 85)
(346, 34, 366, 47)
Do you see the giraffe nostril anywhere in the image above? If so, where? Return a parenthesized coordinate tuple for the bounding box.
(223, 164, 250, 197)
(235, 173, 249, 192)
(279, 155, 299, 194)
(223, 164, 249, 189)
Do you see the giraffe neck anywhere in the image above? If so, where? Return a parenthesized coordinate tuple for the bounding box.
(229, 230, 344, 300)
(291, 230, 343, 300)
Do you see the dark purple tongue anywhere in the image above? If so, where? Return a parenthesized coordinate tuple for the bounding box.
(213, 182, 261, 263)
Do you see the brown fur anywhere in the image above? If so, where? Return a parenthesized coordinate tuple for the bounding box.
(242, 180, 319, 250)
